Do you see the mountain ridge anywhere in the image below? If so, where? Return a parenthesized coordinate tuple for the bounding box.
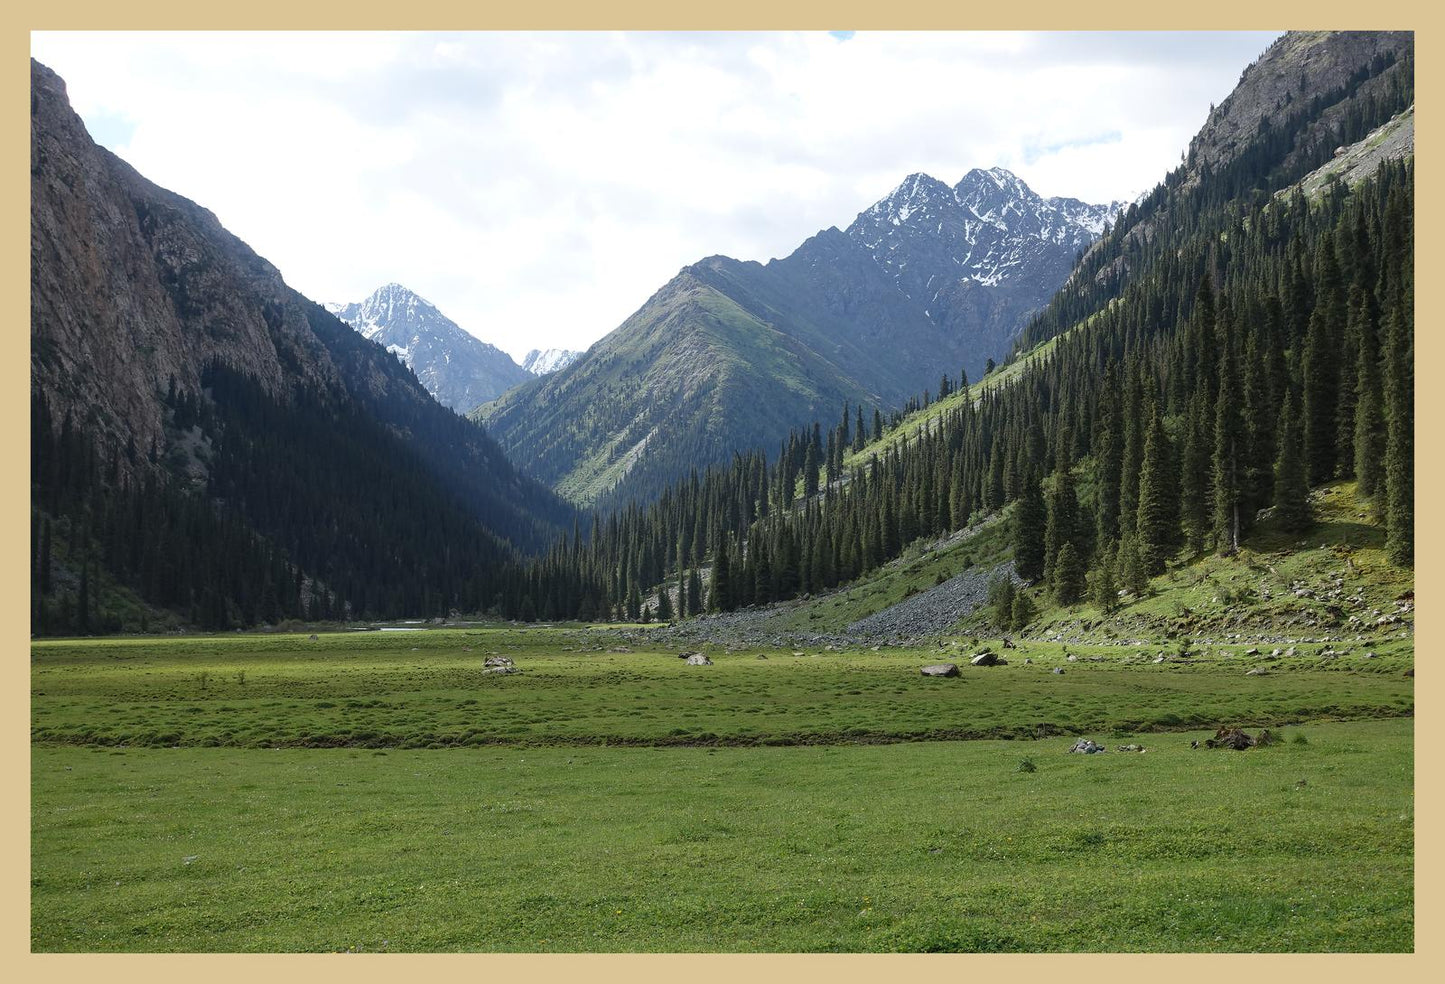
(482, 165, 1117, 507)
(327, 283, 530, 412)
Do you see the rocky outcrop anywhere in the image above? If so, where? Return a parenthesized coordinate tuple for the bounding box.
(31, 59, 342, 471)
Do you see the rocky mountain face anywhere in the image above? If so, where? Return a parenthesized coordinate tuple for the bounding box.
(844, 167, 1119, 357)
(521, 348, 583, 376)
(327, 284, 530, 413)
(31, 58, 571, 563)
(1022, 29, 1413, 353)
(481, 167, 1116, 508)
(1185, 31, 1413, 183)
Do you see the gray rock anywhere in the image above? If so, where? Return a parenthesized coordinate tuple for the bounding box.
(484, 666, 517, 675)
(920, 663, 960, 678)
(684, 654, 713, 666)
(484, 655, 514, 668)
(970, 652, 1007, 667)
(1051, 667, 1066, 675)
(1068, 738, 1106, 754)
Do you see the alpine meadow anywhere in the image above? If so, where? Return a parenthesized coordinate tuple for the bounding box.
(30, 30, 1415, 954)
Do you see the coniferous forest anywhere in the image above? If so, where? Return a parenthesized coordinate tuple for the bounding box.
(29, 36, 1413, 635)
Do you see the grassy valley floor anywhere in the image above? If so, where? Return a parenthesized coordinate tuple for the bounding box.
(31, 627, 1413, 952)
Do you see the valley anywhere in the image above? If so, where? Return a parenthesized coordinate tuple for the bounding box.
(29, 29, 1416, 956)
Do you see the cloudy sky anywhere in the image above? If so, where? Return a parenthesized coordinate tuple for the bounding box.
(31, 31, 1279, 361)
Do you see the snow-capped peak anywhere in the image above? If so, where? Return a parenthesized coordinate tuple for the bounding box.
(843, 165, 1121, 312)
(522, 347, 583, 376)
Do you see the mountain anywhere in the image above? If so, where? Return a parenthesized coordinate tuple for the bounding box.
(521, 347, 583, 376)
(30, 59, 580, 633)
(475, 30, 1412, 631)
(327, 284, 530, 412)
(844, 168, 1120, 358)
(1021, 29, 1413, 353)
(480, 167, 1117, 508)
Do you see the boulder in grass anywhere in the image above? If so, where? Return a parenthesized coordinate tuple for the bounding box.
(484, 655, 514, 668)
(1051, 667, 1066, 675)
(920, 663, 960, 678)
(970, 652, 1007, 667)
(1116, 743, 1146, 752)
(685, 654, 713, 666)
(1068, 738, 1106, 754)
(484, 666, 516, 675)
(1204, 727, 1256, 750)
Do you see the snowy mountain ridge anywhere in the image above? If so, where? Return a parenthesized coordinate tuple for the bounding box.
(847, 166, 1122, 303)
(522, 347, 583, 376)
(329, 284, 530, 413)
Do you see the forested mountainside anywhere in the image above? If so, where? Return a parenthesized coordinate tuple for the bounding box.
(327, 283, 531, 412)
(30, 59, 584, 634)
(478, 168, 1118, 509)
(29, 30, 1413, 635)
(500, 29, 1412, 624)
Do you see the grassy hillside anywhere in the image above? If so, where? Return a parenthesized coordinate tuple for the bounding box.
(476, 272, 879, 507)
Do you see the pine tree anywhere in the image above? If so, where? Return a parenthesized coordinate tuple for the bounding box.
(1052, 541, 1085, 606)
(1135, 408, 1177, 574)
(1043, 448, 1078, 582)
(708, 546, 730, 612)
(686, 568, 704, 616)
(1353, 322, 1386, 500)
(1383, 304, 1413, 564)
(1012, 469, 1047, 583)
(1116, 531, 1149, 597)
(1211, 306, 1243, 554)
(1009, 590, 1036, 632)
(1090, 560, 1119, 614)
(1273, 390, 1312, 533)
(1301, 231, 1345, 483)
(1180, 390, 1212, 552)
(988, 575, 1016, 630)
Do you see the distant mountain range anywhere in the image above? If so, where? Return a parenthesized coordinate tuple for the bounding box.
(326, 286, 585, 412)
(478, 167, 1121, 507)
(521, 347, 583, 376)
(324, 284, 526, 412)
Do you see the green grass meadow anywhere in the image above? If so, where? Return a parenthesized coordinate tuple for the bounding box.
(31, 626, 1413, 952)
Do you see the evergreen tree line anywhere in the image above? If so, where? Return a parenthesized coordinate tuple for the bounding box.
(513, 156, 1413, 621)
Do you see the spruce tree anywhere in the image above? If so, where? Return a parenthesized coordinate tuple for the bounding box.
(1010, 590, 1036, 632)
(1012, 469, 1047, 583)
(1273, 390, 1312, 533)
(1135, 408, 1177, 574)
(1052, 541, 1085, 606)
(1301, 232, 1345, 483)
(1383, 304, 1414, 565)
(1353, 319, 1386, 500)
(686, 568, 704, 616)
(1090, 561, 1119, 615)
(1211, 308, 1244, 555)
(708, 546, 730, 612)
(1180, 390, 1212, 552)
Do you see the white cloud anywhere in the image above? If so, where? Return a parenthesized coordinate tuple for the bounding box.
(31, 30, 1279, 360)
